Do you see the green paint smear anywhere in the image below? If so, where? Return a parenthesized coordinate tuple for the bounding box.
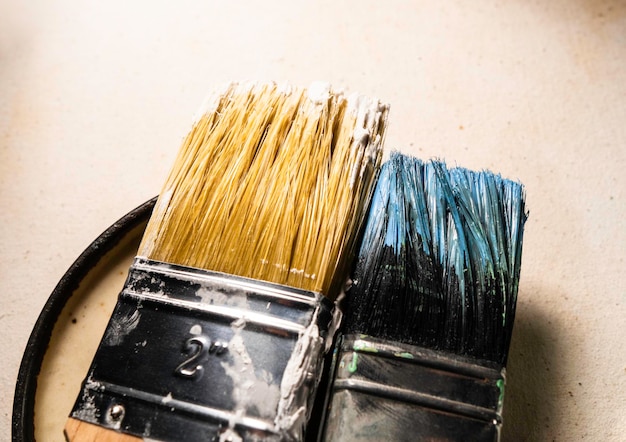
(348, 353, 358, 373)
(394, 352, 414, 359)
(353, 341, 379, 353)
(496, 379, 505, 408)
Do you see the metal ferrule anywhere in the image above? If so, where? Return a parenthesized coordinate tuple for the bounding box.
(70, 257, 338, 441)
(321, 334, 505, 442)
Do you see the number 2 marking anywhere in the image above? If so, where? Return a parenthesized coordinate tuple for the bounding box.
(175, 335, 228, 379)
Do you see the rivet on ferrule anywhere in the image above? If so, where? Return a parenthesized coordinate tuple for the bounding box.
(109, 404, 125, 422)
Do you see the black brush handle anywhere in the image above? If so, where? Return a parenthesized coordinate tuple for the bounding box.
(321, 335, 504, 442)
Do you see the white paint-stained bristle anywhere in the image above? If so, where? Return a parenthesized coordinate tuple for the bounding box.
(138, 82, 389, 299)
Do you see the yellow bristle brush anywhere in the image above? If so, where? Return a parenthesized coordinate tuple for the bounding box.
(64, 82, 388, 442)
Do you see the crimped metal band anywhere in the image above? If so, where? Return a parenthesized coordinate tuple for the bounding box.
(70, 258, 337, 442)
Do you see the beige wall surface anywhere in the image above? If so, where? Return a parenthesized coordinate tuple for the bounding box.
(1, 1, 624, 440)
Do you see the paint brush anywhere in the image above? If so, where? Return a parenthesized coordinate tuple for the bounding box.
(64, 82, 388, 442)
(321, 152, 527, 441)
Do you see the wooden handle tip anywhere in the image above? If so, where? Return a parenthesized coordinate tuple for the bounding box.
(64, 417, 141, 442)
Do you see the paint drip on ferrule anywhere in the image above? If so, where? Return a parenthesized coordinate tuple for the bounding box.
(69, 258, 340, 441)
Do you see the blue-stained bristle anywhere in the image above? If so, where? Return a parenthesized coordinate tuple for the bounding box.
(343, 152, 527, 365)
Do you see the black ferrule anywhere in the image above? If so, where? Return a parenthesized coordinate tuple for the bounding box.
(70, 258, 337, 442)
(321, 334, 505, 442)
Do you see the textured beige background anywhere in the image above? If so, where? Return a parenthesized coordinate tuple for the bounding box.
(1, 1, 625, 440)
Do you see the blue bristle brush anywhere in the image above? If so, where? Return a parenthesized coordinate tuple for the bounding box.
(320, 152, 527, 441)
